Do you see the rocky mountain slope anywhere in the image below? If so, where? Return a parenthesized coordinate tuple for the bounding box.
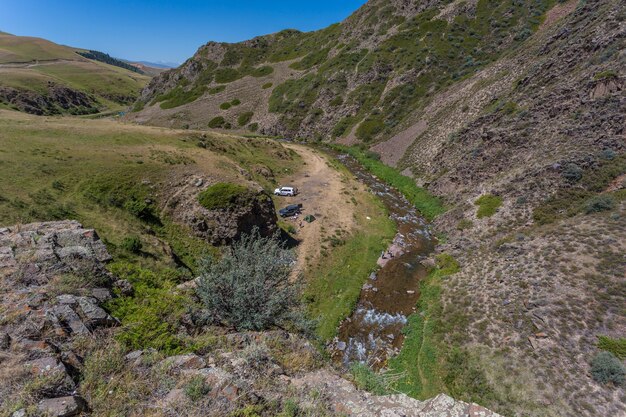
(0, 33, 149, 115)
(128, 0, 625, 416)
(129, 0, 559, 139)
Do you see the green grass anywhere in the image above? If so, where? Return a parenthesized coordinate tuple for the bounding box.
(106, 262, 193, 353)
(331, 145, 445, 221)
(475, 194, 503, 218)
(598, 336, 626, 360)
(388, 254, 459, 398)
(197, 183, 257, 210)
(0, 110, 301, 269)
(304, 192, 395, 340)
(238, 111, 254, 126)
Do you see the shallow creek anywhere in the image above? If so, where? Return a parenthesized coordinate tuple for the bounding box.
(328, 152, 436, 369)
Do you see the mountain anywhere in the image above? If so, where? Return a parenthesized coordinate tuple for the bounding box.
(129, 0, 625, 416)
(0, 33, 149, 115)
(134, 60, 178, 69)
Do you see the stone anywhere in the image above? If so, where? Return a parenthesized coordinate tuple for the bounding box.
(77, 296, 116, 328)
(37, 396, 87, 417)
(52, 304, 90, 335)
(164, 354, 207, 370)
(114, 279, 134, 296)
(91, 287, 113, 302)
(125, 350, 144, 361)
(0, 331, 10, 350)
(11, 409, 26, 417)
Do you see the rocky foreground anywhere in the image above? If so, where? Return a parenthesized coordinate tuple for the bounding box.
(0, 220, 500, 417)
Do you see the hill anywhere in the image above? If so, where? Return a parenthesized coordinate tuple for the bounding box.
(128, 0, 625, 416)
(0, 33, 150, 115)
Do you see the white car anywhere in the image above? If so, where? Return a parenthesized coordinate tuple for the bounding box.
(274, 186, 298, 196)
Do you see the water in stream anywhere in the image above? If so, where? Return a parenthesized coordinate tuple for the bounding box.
(329, 153, 436, 369)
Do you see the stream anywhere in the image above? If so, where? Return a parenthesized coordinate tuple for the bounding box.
(328, 152, 436, 369)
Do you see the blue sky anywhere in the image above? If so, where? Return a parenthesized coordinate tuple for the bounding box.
(0, 0, 367, 65)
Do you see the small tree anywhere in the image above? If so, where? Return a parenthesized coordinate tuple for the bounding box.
(591, 351, 625, 386)
(196, 229, 300, 331)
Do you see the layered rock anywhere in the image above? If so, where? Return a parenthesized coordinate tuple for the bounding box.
(0, 221, 118, 415)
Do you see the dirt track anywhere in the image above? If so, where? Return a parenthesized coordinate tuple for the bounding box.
(279, 144, 358, 276)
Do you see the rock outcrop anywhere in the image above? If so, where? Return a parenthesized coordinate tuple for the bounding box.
(162, 175, 279, 245)
(292, 370, 501, 417)
(0, 221, 117, 416)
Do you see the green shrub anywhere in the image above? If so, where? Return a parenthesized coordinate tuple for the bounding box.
(350, 363, 388, 395)
(208, 85, 226, 95)
(598, 336, 626, 359)
(585, 195, 615, 214)
(238, 111, 254, 126)
(231, 98, 241, 106)
(562, 163, 583, 182)
(196, 229, 304, 331)
(475, 194, 503, 218)
(356, 116, 385, 142)
(249, 65, 274, 77)
(121, 236, 142, 254)
(262, 82, 273, 89)
(220, 102, 232, 110)
(106, 262, 190, 353)
(215, 68, 241, 83)
(248, 123, 259, 132)
(197, 183, 256, 210)
(184, 375, 211, 401)
(208, 116, 226, 128)
(590, 351, 625, 386)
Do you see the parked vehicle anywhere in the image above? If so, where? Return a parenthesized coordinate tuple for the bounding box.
(274, 186, 298, 196)
(279, 204, 302, 217)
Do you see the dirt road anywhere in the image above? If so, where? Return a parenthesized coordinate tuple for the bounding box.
(279, 144, 359, 276)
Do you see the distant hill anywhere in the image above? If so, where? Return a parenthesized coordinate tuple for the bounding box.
(0, 33, 149, 115)
(77, 49, 144, 74)
(134, 60, 177, 69)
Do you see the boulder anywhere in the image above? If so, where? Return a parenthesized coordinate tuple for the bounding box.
(37, 396, 87, 417)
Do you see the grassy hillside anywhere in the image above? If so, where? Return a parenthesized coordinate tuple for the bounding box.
(0, 33, 149, 115)
(130, 0, 557, 140)
(0, 109, 301, 271)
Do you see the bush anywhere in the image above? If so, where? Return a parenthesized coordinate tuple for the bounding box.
(208, 116, 226, 128)
(238, 111, 254, 126)
(590, 351, 625, 386)
(197, 183, 256, 210)
(262, 82, 273, 89)
(121, 236, 142, 254)
(248, 123, 259, 132)
(585, 195, 615, 214)
(475, 194, 503, 218)
(231, 98, 241, 106)
(196, 229, 302, 331)
(562, 163, 583, 182)
(219, 102, 232, 110)
(184, 375, 211, 401)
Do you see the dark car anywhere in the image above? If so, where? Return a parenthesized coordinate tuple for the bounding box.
(279, 204, 302, 217)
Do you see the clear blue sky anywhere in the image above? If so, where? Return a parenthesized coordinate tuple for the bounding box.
(0, 0, 367, 65)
